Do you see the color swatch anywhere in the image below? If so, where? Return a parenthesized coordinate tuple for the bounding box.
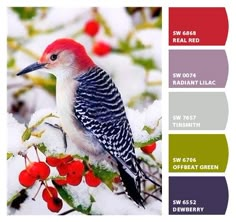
(168, 7, 229, 215)
(169, 92, 228, 130)
(169, 177, 228, 214)
(169, 8, 228, 45)
(169, 50, 228, 88)
(169, 134, 228, 172)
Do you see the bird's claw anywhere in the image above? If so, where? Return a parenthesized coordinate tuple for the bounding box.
(45, 122, 68, 151)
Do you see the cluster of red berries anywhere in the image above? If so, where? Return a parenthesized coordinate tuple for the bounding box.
(18, 152, 102, 213)
(19, 161, 50, 187)
(46, 155, 101, 187)
(18, 158, 63, 212)
(42, 186, 63, 212)
(141, 142, 157, 154)
(84, 19, 111, 56)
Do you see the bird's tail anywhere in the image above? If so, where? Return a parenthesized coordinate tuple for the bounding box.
(117, 163, 145, 208)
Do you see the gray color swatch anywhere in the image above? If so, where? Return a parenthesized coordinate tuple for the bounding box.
(169, 92, 228, 130)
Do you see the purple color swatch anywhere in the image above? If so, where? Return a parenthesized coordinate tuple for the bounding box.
(169, 177, 228, 214)
(169, 50, 228, 88)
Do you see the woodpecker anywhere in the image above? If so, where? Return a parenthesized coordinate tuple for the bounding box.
(16, 38, 146, 207)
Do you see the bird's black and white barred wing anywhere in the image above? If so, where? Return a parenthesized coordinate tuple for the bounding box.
(73, 66, 144, 206)
(74, 67, 135, 168)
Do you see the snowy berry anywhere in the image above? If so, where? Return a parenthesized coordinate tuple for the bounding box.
(85, 170, 101, 187)
(60, 155, 73, 164)
(113, 176, 121, 184)
(141, 143, 156, 154)
(53, 178, 67, 186)
(37, 162, 51, 179)
(47, 197, 63, 213)
(84, 20, 100, 37)
(93, 41, 111, 56)
(42, 186, 58, 202)
(19, 169, 36, 187)
(65, 160, 84, 186)
(27, 162, 50, 180)
(66, 174, 82, 186)
(55, 155, 74, 176)
(67, 160, 84, 177)
(56, 162, 68, 176)
(46, 156, 61, 167)
(46, 155, 73, 167)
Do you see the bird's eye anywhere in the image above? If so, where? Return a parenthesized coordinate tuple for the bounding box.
(50, 54, 58, 61)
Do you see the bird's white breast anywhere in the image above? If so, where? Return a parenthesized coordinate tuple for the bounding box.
(56, 77, 102, 156)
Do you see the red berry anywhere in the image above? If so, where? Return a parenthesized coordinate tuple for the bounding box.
(93, 41, 111, 56)
(65, 160, 84, 186)
(141, 143, 157, 154)
(66, 174, 82, 186)
(113, 176, 121, 184)
(37, 162, 50, 180)
(19, 169, 36, 187)
(26, 162, 38, 177)
(60, 155, 73, 164)
(84, 20, 100, 37)
(53, 178, 67, 186)
(67, 160, 84, 177)
(56, 162, 68, 176)
(42, 186, 58, 202)
(46, 156, 62, 167)
(47, 197, 63, 213)
(27, 162, 50, 180)
(85, 170, 101, 187)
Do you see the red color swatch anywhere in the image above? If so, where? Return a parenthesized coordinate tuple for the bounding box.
(169, 8, 228, 46)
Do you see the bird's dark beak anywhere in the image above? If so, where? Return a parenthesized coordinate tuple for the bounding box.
(16, 62, 46, 76)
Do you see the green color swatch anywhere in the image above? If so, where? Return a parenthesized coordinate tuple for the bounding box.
(169, 134, 228, 172)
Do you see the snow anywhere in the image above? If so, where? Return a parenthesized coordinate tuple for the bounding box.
(35, 8, 90, 30)
(98, 8, 133, 40)
(33, 88, 56, 111)
(7, 104, 162, 215)
(145, 200, 162, 215)
(7, 113, 25, 154)
(91, 184, 161, 215)
(23, 108, 66, 154)
(148, 70, 162, 83)
(9, 182, 72, 215)
(27, 108, 58, 128)
(144, 100, 162, 129)
(20, 87, 56, 115)
(65, 181, 91, 209)
(7, 75, 56, 123)
(22, 108, 89, 158)
(154, 140, 162, 164)
(7, 9, 27, 37)
(7, 155, 26, 201)
(127, 100, 162, 144)
(7, 7, 162, 215)
(133, 29, 162, 69)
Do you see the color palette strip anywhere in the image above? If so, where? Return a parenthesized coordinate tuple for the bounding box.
(169, 177, 228, 214)
(169, 50, 228, 88)
(169, 134, 228, 172)
(169, 92, 228, 130)
(168, 6, 229, 216)
(169, 8, 228, 45)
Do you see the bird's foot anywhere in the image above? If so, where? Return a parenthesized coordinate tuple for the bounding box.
(45, 122, 67, 151)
